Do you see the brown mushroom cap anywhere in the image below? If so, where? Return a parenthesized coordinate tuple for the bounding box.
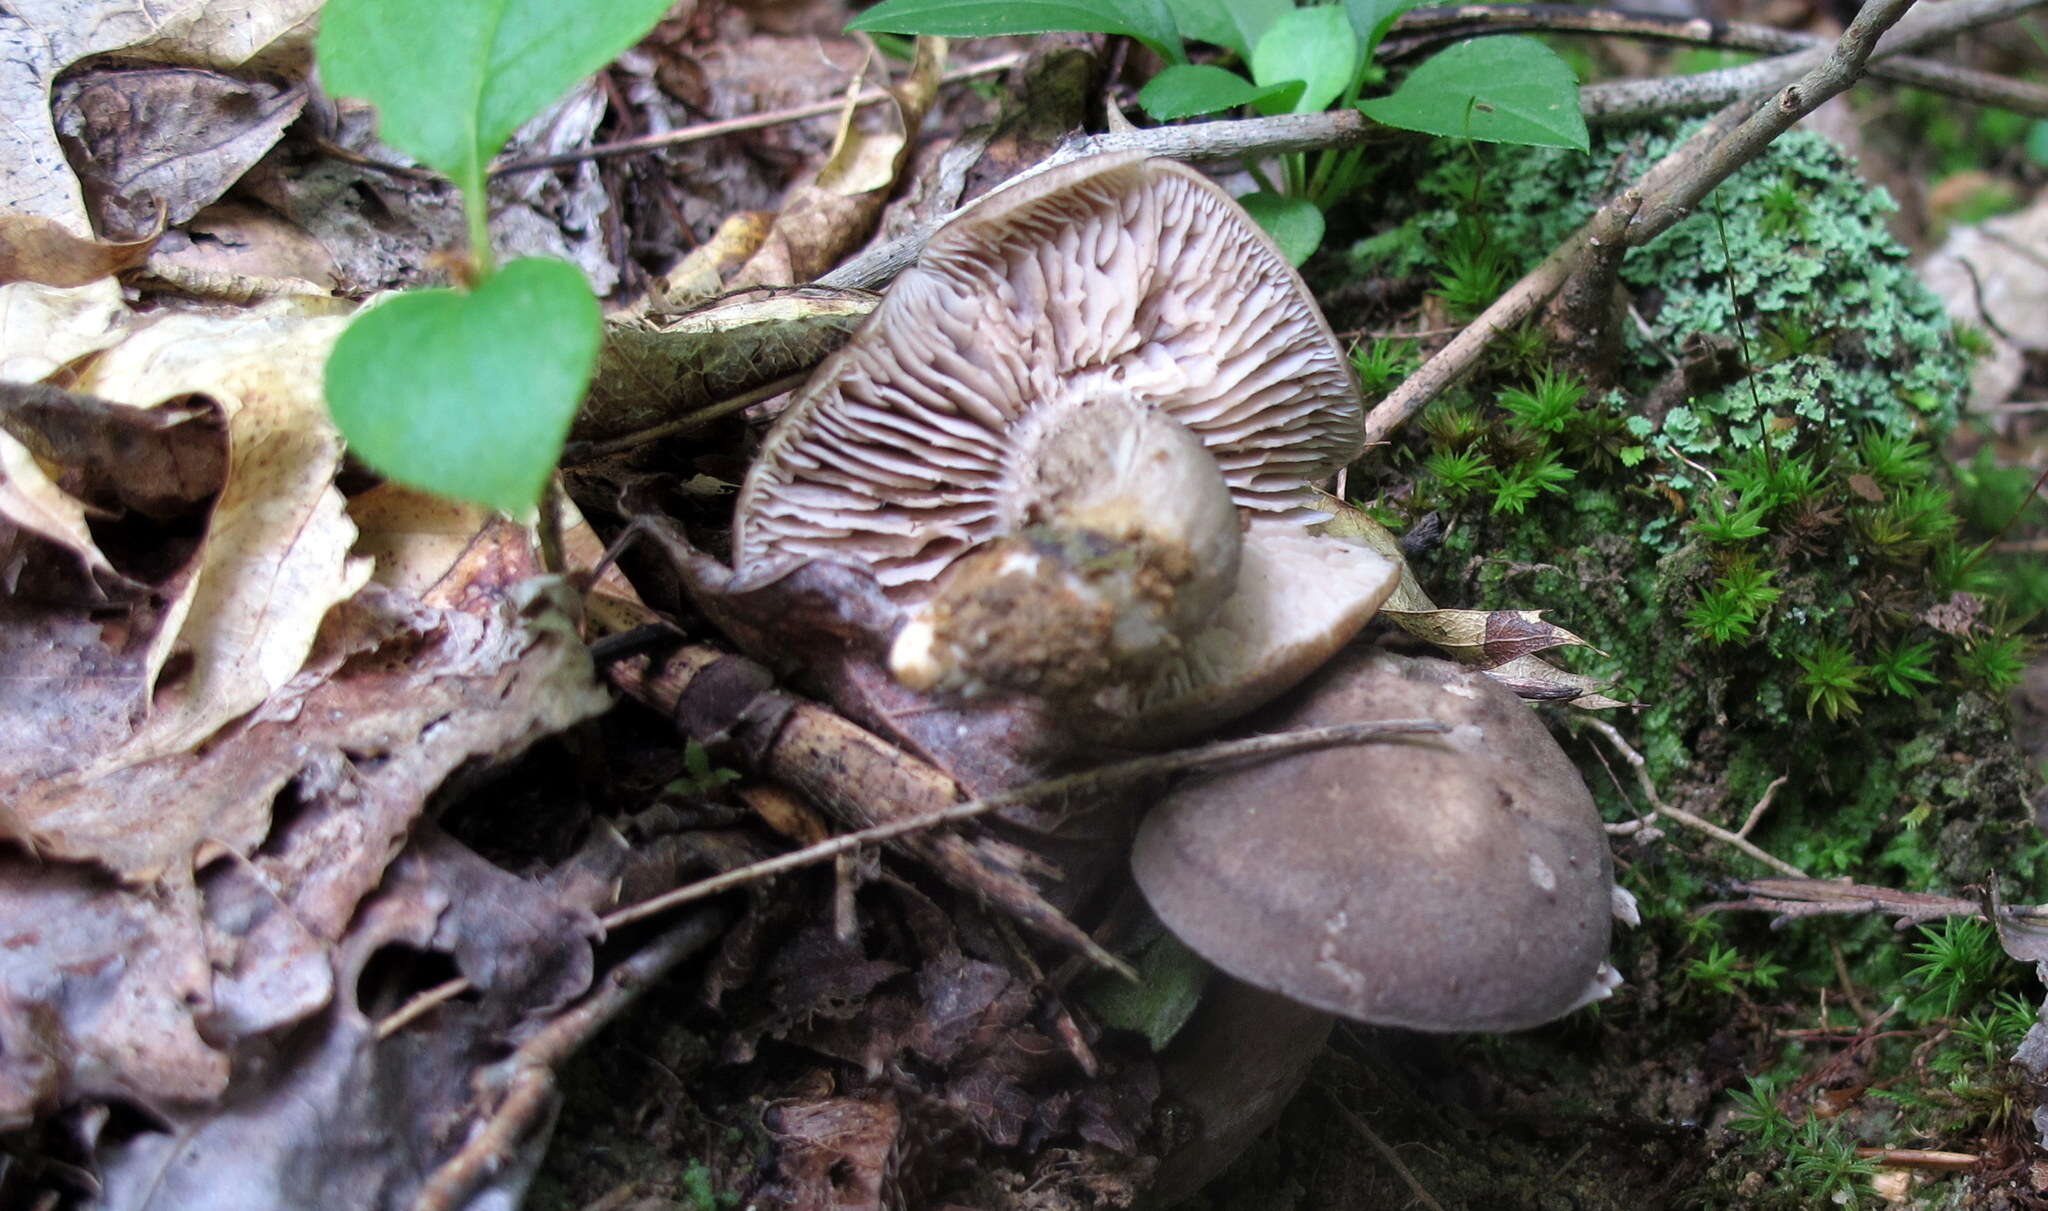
(1131, 650, 1616, 1032)
(730, 152, 1363, 594)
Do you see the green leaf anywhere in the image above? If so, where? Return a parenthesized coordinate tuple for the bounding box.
(1237, 191, 1325, 265)
(1165, 0, 1291, 58)
(1359, 36, 1588, 151)
(1249, 6, 1358, 115)
(848, 0, 1185, 62)
(1139, 64, 1300, 120)
(325, 258, 600, 515)
(1345, 0, 1428, 56)
(316, 0, 674, 189)
(1080, 929, 1212, 1050)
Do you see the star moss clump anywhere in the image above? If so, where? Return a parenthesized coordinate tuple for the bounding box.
(1343, 120, 2040, 1014)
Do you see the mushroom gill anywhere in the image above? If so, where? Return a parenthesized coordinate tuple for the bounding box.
(729, 153, 1394, 738)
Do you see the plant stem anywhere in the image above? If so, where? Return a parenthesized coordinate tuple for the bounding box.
(461, 162, 495, 281)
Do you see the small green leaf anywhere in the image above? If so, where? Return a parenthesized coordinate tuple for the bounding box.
(325, 258, 600, 515)
(1139, 64, 1299, 120)
(848, 0, 1185, 62)
(1344, 0, 1428, 57)
(1165, 0, 1291, 58)
(1238, 191, 1325, 266)
(316, 0, 674, 189)
(1081, 929, 1212, 1050)
(1249, 6, 1358, 115)
(1360, 36, 1588, 151)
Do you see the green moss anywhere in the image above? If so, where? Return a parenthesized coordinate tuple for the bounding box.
(1326, 121, 2044, 1204)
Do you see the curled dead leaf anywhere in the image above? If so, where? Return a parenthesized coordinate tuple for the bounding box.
(0, 205, 163, 287)
(733, 37, 947, 288)
(1311, 489, 1624, 709)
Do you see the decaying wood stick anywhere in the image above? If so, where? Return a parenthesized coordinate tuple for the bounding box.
(1700, 877, 2048, 927)
(600, 640, 1133, 976)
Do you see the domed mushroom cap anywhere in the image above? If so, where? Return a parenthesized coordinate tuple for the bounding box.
(1131, 650, 1616, 1032)
(729, 152, 1363, 594)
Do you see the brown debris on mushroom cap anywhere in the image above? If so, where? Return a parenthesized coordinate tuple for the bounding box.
(1131, 650, 1617, 1032)
(729, 152, 1363, 595)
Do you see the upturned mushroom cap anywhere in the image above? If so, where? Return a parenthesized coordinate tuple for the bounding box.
(729, 153, 1393, 735)
(1131, 650, 1617, 1032)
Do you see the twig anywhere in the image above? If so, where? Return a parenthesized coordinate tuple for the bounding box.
(375, 976, 471, 1040)
(1581, 719, 1808, 877)
(599, 717, 1449, 931)
(1330, 1096, 1451, 1211)
(490, 52, 1029, 180)
(1735, 775, 1788, 839)
(409, 909, 727, 1211)
(1701, 876, 2048, 927)
(1381, 4, 2048, 115)
(821, 0, 2038, 295)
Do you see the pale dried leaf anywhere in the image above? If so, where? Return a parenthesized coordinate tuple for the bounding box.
(0, 279, 133, 381)
(69, 299, 368, 770)
(1484, 653, 1629, 710)
(347, 483, 497, 599)
(115, 0, 323, 71)
(1310, 491, 1622, 708)
(0, 428, 113, 576)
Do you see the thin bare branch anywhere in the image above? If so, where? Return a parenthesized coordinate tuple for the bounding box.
(598, 717, 1450, 932)
(490, 51, 1029, 179)
(1582, 719, 1809, 877)
(409, 909, 727, 1211)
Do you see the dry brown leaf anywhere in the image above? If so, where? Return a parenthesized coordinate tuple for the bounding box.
(146, 201, 338, 291)
(54, 68, 305, 238)
(3, 569, 611, 1122)
(732, 37, 946, 288)
(1381, 606, 1597, 666)
(0, 208, 162, 287)
(94, 827, 611, 1210)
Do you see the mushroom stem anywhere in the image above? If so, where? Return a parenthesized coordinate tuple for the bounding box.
(889, 399, 1242, 700)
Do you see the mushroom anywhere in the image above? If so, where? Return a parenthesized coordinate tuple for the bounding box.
(1131, 649, 1619, 1032)
(727, 153, 1399, 744)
